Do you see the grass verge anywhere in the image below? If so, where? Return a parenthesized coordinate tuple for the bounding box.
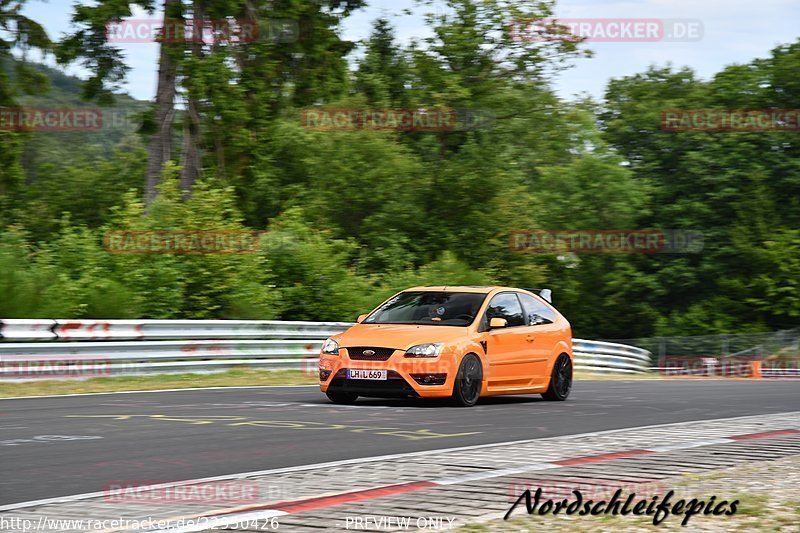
(0, 369, 317, 398)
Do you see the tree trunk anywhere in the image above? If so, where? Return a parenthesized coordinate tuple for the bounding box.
(145, 0, 180, 206)
(179, 0, 205, 196)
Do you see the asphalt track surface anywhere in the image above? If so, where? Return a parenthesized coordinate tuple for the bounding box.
(1, 380, 798, 506)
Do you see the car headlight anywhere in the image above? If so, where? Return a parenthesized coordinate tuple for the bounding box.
(321, 338, 339, 355)
(405, 343, 443, 358)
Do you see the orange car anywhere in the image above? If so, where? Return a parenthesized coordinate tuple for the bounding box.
(319, 286, 572, 407)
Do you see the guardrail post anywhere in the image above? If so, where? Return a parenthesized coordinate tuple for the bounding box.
(750, 360, 762, 379)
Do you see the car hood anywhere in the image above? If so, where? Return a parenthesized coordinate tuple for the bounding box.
(335, 323, 469, 350)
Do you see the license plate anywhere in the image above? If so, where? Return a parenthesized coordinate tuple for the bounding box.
(347, 369, 387, 380)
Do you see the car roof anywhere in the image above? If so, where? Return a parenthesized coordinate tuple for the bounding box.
(404, 286, 532, 294)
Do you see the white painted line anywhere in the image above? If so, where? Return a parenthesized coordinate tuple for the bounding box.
(0, 385, 317, 400)
(647, 438, 733, 452)
(142, 510, 288, 533)
(2, 411, 797, 512)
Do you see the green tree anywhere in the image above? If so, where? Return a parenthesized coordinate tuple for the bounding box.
(0, 0, 50, 218)
(355, 17, 409, 107)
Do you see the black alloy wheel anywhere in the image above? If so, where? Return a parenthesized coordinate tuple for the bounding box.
(451, 354, 483, 407)
(542, 353, 572, 401)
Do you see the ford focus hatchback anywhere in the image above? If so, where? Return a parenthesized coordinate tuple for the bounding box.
(319, 286, 572, 407)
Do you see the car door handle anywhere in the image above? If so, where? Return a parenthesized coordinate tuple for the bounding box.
(526, 335, 535, 343)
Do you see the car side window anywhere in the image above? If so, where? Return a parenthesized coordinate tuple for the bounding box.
(484, 292, 526, 327)
(518, 293, 556, 326)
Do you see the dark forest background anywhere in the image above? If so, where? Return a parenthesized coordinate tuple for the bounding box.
(1, 0, 798, 339)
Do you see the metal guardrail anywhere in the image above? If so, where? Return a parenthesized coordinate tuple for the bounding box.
(0, 319, 651, 379)
(572, 339, 652, 374)
(607, 328, 800, 361)
(0, 319, 352, 341)
(761, 365, 800, 378)
(0, 319, 59, 340)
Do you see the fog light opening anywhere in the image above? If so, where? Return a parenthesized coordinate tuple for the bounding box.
(410, 373, 447, 386)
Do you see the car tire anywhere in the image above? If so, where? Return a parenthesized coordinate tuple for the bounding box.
(541, 353, 572, 401)
(326, 391, 358, 405)
(451, 354, 482, 407)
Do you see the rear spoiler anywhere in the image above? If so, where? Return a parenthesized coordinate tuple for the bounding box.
(524, 288, 552, 304)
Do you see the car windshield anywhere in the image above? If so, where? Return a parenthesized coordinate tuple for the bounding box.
(364, 291, 487, 327)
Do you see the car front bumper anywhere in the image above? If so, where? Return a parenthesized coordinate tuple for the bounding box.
(319, 349, 457, 399)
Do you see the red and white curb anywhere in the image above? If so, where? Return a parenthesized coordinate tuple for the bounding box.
(147, 428, 800, 532)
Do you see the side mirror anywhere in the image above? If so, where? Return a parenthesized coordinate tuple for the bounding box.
(489, 317, 508, 329)
(357, 314, 368, 323)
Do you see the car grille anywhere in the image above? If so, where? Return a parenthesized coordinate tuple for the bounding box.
(346, 347, 396, 361)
